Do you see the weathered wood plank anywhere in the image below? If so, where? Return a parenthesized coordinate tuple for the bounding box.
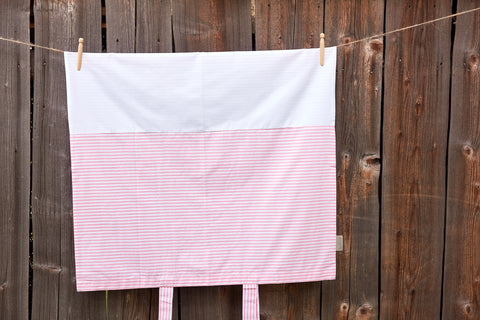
(255, 0, 295, 50)
(293, 0, 323, 49)
(255, 0, 322, 50)
(136, 0, 172, 53)
(107, 289, 152, 320)
(57, 4, 104, 318)
(107, 287, 179, 320)
(105, 0, 135, 52)
(0, 1, 30, 319)
(259, 283, 320, 320)
(172, 0, 252, 52)
(180, 286, 242, 320)
(381, 1, 451, 318)
(321, 0, 384, 319)
(32, 1, 104, 319)
(442, 1, 480, 319)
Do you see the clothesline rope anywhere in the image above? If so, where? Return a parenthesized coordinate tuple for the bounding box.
(335, 6, 480, 48)
(0, 6, 479, 54)
(0, 36, 64, 53)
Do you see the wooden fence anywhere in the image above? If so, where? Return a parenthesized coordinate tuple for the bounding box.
(1, 0, 479, 319)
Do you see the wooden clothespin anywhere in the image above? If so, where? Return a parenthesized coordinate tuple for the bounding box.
(77, 38, 84, 71)
(320, 33, 325, 66)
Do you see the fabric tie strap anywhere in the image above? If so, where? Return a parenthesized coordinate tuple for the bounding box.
(158, 287, 174, 320)
(243, 284, 260, 320)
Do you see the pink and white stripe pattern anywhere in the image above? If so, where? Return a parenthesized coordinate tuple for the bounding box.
(64, 47, 337, 319)
(243, 285, 260, 320)
(70, 126, 336, 290)
(158, 287, 174, 320)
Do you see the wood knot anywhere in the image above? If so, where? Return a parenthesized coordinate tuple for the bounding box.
(343, 37, 353, 44)
(462, 303, 473, 315)
(462, 144, 475, 158)
(415, 96, 423, 115)
(466, 53, 479, 70)
(369, 40, 383, 52)
(340, 302, 349, 313)
(0, 282, 7, 291)
(361, 154, 381, 171)
(356, 303, 374, 318)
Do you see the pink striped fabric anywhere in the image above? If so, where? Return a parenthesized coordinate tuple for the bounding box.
(71, 126, 336, 290)
(243, 285, 260, 320)
(158, 287, 174, 320)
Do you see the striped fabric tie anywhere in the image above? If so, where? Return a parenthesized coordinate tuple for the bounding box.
(243, 285, 260, 320)
(158, 287, 174, 320)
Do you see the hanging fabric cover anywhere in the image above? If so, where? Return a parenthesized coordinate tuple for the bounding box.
(64, 47, 337, 319)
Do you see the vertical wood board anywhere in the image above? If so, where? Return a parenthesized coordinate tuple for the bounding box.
(32, 1, 104, 319)
(255, 0, 323, 50)
(442, 0, 480, 319)
(381, 1, 452, 318)
(293, 0, 323, 49)
(173, 0, 252, 52)
(322, 0, 384, 319)
(0, 0, 30, 319)
(255, 0, 296, 50)
(105, 0, 135, 52)
(259, 283, 321, 320)
(58, 3, 104, 318)
(136, 0, 172, 53)
(180, 286, 242, 320)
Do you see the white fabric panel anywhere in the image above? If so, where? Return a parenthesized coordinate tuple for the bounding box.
(64, 48, 336, 134)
